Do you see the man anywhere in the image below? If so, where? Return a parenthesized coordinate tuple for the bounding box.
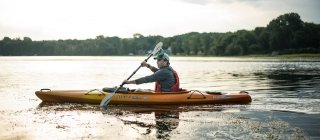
(123, 51, 180, 92)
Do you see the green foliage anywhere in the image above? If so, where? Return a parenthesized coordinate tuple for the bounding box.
(0, 13, 319, 56)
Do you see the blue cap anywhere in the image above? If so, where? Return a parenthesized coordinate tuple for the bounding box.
(154, 52, 169, 61)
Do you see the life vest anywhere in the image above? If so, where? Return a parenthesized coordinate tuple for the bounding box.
(155, 70, 180, 92)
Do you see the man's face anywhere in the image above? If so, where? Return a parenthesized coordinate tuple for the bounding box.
(156, 59, 167, 68)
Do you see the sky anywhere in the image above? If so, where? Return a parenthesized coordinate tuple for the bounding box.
(0, 0, 319, 41)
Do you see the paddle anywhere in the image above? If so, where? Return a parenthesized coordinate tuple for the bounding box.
(100, 42, 163, 109)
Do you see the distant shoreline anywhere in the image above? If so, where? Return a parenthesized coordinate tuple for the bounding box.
(0, 53, 320, 58)
(1, 53, 319, 57)
(1, 53, 320, 62)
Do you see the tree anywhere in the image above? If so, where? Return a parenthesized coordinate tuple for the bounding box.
(0, 13, 319, 56)
(267, 12, 304, 51)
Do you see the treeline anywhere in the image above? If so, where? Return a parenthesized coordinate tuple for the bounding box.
(0, 13, 319, 56)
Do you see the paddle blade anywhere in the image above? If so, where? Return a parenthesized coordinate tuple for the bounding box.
(99, 94, 114, 109)
(151, 42, 163, 55)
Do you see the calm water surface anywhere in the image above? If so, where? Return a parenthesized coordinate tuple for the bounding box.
(0, 56, 320, 139)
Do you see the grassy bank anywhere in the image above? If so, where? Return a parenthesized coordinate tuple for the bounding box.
(246, 53, 320, 58)
(238, 53, 320, 62)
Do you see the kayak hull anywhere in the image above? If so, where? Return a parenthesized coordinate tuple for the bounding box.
(35, 89, 252, 105)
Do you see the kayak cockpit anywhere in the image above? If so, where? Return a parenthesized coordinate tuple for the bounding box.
(101, 87, 190, 94)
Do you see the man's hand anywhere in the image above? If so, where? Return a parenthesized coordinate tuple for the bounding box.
(141, 61, 150, 68)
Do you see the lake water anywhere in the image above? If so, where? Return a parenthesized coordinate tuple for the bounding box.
(0, 56, 320, 139)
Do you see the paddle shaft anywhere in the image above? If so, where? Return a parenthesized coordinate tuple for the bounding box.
(115, 56, 152, 90)
(124, 56, 152, 84)
(100, 54, 153, 108)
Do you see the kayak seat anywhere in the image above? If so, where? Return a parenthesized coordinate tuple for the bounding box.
(102, 87, 129, 93)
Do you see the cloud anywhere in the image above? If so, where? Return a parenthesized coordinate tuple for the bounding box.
(175, 0, 267, 6)
(0, 0, 319, 40)
(175, 0, 212, 5)
(176, 0, 320, 23)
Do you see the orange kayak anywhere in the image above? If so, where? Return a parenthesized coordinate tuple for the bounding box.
(35, 88, 252, 105)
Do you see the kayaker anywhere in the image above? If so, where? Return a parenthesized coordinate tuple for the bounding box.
(123, 51, 180, 92)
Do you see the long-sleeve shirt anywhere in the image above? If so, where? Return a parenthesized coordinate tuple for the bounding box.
(134, 66, 176, 92)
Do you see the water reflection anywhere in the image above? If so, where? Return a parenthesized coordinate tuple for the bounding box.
(245, 61, 320, 114)
(37, 103, 182, 139)
(36, 102, 234, 139)
(154, 111, 179, 139)
(256, 62, 320, 98)
(35, 102, 311, 139)
(116, 110, 180, 140)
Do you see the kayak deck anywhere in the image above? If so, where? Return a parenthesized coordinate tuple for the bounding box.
(35, 89, 252, 105)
